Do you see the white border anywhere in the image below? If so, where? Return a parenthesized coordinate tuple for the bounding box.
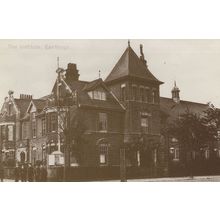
(1, 1, 220, 220)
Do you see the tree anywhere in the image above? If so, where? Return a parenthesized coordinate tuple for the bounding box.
(203, 104, 220, 139)
(59, 106, 86, 166)
(166, 110, 216, 159)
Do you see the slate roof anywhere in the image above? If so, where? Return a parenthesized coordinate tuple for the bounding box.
(105, 45, 163, 84)
(32, 99, 47, 112)
(83, 78, 102, 91)
(14, 99, 32, 117)
(160, 97, 209, 123)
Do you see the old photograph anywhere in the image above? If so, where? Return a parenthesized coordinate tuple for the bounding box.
(0, 39, 220, 182)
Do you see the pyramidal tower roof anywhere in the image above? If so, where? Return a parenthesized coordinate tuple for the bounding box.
(105, 43, 163, 84)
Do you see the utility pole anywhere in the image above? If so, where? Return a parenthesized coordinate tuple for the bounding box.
(120, 144, 127, 182)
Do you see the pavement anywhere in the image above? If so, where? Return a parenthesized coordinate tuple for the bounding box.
(128, 175, 220, 182)
(2, 175, 220, 182)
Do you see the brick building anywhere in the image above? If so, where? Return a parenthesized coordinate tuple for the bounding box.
(0, 42, 219, 179)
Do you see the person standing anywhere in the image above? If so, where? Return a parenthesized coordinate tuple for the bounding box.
(20, 164, 27, 182)
(27, 164, 34, 182)
(0, 165, 4, 182)
(14, 164, 20, 182)
(35, 165, 41, 182)
(40, 164, 48, 182)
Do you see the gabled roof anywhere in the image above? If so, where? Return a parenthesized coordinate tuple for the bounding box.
(26, 99, 47, 113)
(83, 78, 102, 91)
(105, 45, 163, 84)
(160, 97, 209, 123)
(33, 99, 47, 112)
(79, 79, 125, 111)
(14, 99, 32, 117)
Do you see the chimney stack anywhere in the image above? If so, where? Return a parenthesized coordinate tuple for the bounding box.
(20, 94, 33, 100)
(65, 63, 80, 82)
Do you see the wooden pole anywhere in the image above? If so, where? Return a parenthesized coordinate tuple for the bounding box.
(120, 146, 127, 182)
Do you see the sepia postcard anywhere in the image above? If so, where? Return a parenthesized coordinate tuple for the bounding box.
(0, 39, 220, 182)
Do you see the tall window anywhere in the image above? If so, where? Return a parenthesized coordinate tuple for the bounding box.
(32, 113, 36, 138)
(42, 118, 46, 136)
(174, 148, 180, 161)
(32, 121, 36, 138)
(140, 87, 144, 102)
(99, 143, 108, 165)
(137, 150, 141, 166)
(141, 117, 149, 133)
(152, 90, 156, 103)
(204, 149, 210, 160)
(132, 85, 137, 100)
(51, 114, 57, 132)
(153, 149, 157, 165)
(98, 113, 107, 131)
(121, 84, 126, 101)
(8, 125, 13, 141)
(145, 88, 150, 103)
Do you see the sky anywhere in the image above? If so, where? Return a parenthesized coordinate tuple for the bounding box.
(0, 39, 220, 107)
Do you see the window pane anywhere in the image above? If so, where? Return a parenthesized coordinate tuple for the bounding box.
(8, 125, 13, 141)
(141, 117, 149, 133)
(99, 113, 107, 131)
(100, 154, 106, 164)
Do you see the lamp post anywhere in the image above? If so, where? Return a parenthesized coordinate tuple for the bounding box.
(120, 143, 127, 182)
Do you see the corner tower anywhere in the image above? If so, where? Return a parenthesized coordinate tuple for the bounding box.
(105, 42, 164, 168)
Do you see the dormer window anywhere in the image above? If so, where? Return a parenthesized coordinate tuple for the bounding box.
(88, 90, 106, 101)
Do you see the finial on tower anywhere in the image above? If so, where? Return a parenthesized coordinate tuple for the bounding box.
(172, 81, 180, 103)
(128, 40, 130, 47)
(139, 44, 147, 65)
(99, 70, 101, 79)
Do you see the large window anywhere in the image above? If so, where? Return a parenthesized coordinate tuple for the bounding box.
(42, 118, 46, 136)
(8, 125, 13, 141)
(99, 143, 108, 165)
(98, 113, 107, 131)
(141, 117, 149, 133)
